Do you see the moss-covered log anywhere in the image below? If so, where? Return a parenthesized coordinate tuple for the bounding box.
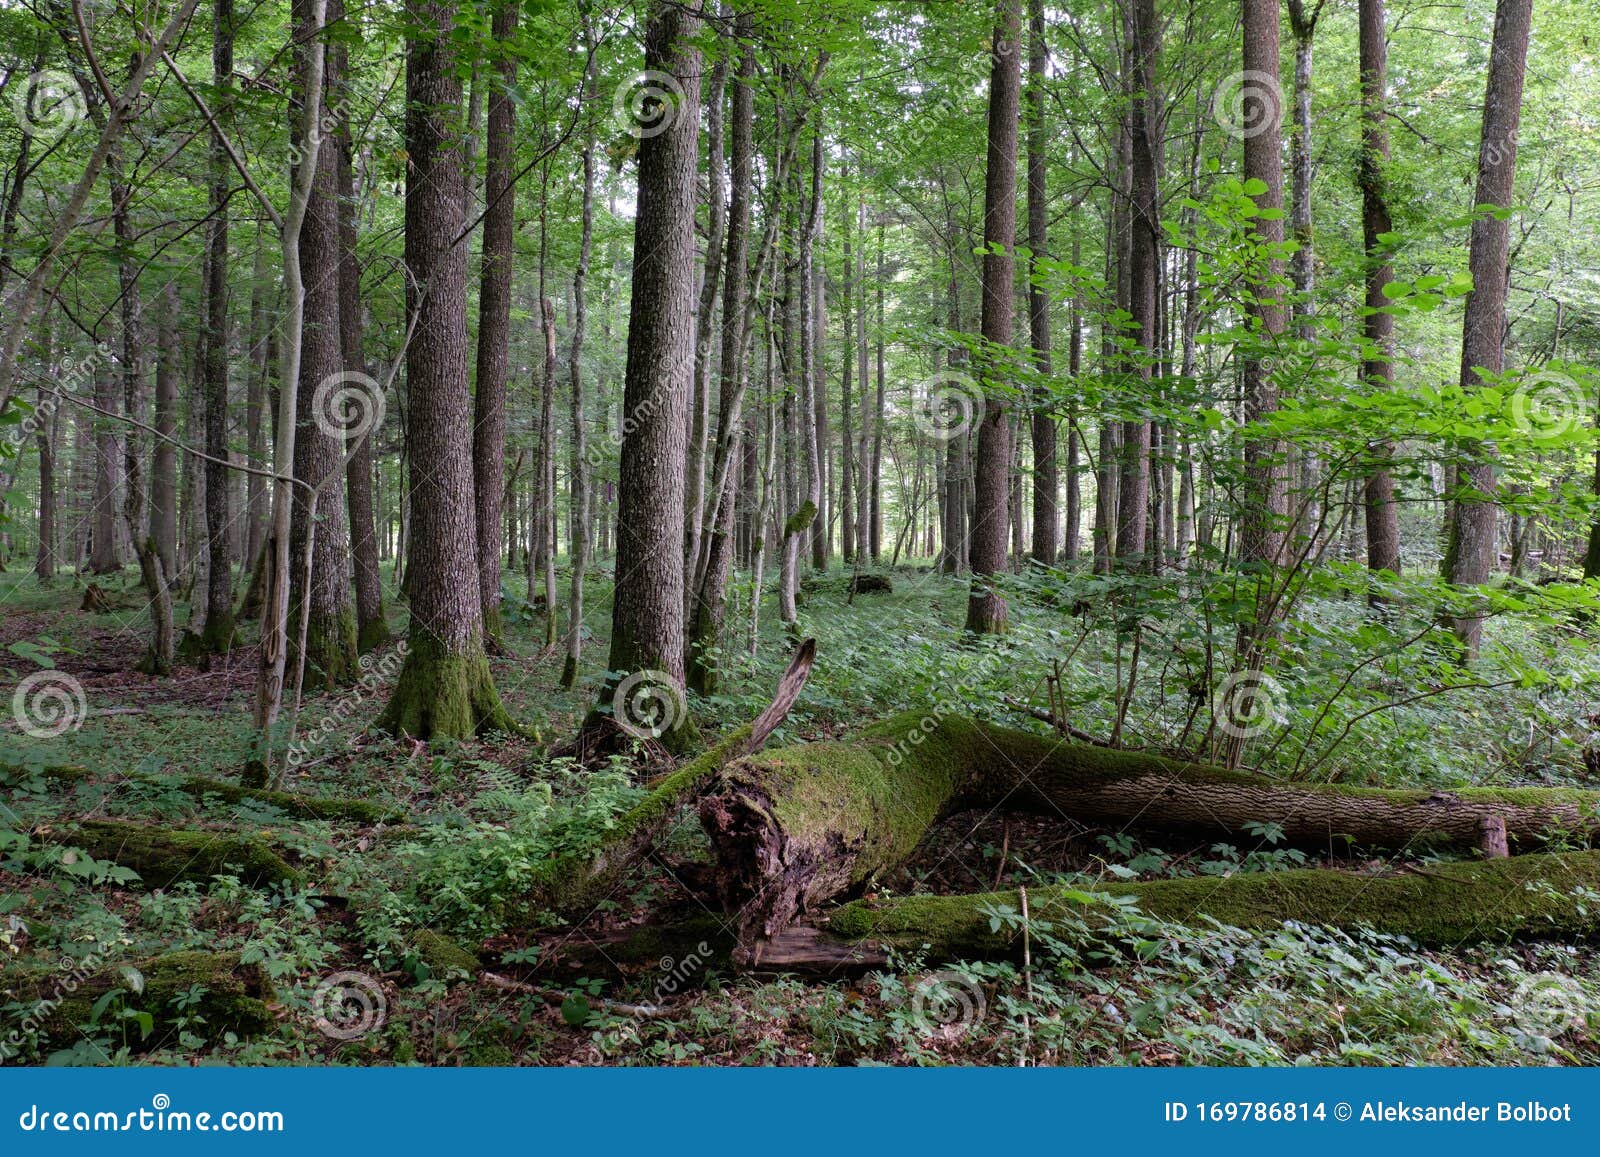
(1, 950, 276, 1055)
(699, 713, 1600, 942)
(544, 639, 817, 913)
(39, 819, 301, 889)
(19, 763, 404, 824)
(823, 851, 1600, 959)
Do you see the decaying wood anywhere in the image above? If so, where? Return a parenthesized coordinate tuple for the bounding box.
(38, 819, 300, 889)
(544, 638, 816, 912)
(698, 712, 1600, 949)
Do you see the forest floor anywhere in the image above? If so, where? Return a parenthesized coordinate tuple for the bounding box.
(3, 560, 1599, 1066)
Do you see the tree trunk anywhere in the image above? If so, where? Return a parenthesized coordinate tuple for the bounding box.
(1445, 0, 1534, 656)
(700, 712, 1600, 945)
(1358, 0, 1402, 579)
(471, 0, 518, 648)
(964, 0, 1021, 635)
(1025, 0, 1056, 566)
(379, 0, 512, 740)
(582, 0, 705, 753)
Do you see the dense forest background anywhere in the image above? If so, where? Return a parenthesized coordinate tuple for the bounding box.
(3, 0, 1600, 1067)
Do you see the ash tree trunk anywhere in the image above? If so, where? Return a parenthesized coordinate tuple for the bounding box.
(581, 0, 705, 752)
(289, 0, 358, 691)
(1444, 0, 1534, 657)
(964, 0, 1022, 636)
(1025, 0, 1056, 567)
(379, 0, 513, 740)
(1358, 0, 1402, 579)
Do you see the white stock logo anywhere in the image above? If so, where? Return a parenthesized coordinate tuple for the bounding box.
(12, 671, 87, 739)
(311, 371, 384, 442)
(613, 70, 685, 139)
(1510, 972, 1587, 1037)
(10, 70, 85, 140)
(311, 970, 386, 1040)
(1212, 70, 1282, 141)
(611, 669, 687, 740)
(912, 371, 985, 442)
(909, 970, 986, 1039)
(1213, 669, 1287, 740)
(1509, 371, 1588, 441)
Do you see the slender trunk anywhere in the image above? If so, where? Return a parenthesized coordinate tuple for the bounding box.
(1025, 0, 1056, 565)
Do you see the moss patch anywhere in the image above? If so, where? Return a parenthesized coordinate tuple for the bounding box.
(42, 820, 300, 889)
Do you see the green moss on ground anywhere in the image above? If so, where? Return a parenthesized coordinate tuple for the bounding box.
(43, 819, 301, 889)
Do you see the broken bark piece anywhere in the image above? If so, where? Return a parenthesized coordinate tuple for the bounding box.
(699, 713, 1600, 948)
(0, 950, 275, 1054)
(1479, 814, 1510, 858)
(40, 819, 301, 889)
(824, 851, 1600, 957)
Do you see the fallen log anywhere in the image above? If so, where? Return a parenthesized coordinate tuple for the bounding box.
(17, 763, 404, 824)
(39, 819, 301, 889)
(699, 712, 1600, 943)
(824, 851, 1600, 957)
(1, 950, 276, 1056)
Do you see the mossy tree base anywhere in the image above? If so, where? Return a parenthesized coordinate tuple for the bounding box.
(2, 951, 275, 1054)
(377, 634, 515, 741)
(291, 606, 359, 692)
(179, 610, 236, 660)
(698, 712, 1600, 945)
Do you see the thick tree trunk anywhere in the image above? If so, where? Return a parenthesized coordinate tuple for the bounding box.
(582, 0, 705, 753)
(379, 0, 512, 740)
(700, 713, 1600, 943)
(964, 0, 1021, 635)
(1445, 0, 1533, 656)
